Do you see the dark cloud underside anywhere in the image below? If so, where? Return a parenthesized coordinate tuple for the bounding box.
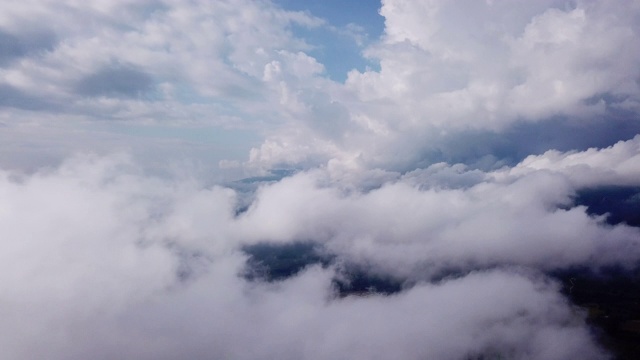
(76, 65, 154, 98)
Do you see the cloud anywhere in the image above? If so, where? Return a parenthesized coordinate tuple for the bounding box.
(123, 268, 604, 360)
(0, 0, 339, 175)
(247, 0, 640, 171)
(2, 1, 640, 359)
(0, 155, 608, 359)
(3, 0, 637, 175)
(235, 160, 640, 279)
(0, 0, 323, 124)
(0, 83, 59, 110)
(505, 135, 640, 187)
(1, 146, 632, 359)
(75, 64, 154, 98)
(0, 28, 56, 66)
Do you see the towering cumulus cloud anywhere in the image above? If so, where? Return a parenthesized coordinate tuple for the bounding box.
(1, 1, 640, 359)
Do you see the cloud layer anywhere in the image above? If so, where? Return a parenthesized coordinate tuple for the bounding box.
(2, 138, 640, 359)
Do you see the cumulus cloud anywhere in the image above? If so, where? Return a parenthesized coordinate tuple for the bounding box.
(3, 0, 637, 173)
(248, 0, 640, 171)
(0, 0, 329, 172)
(505, 135, 640, 187)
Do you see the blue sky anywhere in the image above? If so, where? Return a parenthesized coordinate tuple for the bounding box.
(276, 0, 384, 81)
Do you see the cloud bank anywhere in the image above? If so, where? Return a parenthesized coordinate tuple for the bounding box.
(2, 138, 640, 359)
(2, 0, 640, 359)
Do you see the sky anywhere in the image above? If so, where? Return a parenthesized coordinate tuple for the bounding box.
(1, 1, 640, 359)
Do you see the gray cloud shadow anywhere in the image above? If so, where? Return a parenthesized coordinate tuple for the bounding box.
(75, 64, 154, 98)
(0, 28, 56, 66)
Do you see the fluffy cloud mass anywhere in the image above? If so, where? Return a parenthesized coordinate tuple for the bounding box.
(0, 152, 629, 359)
(250, 0, 640, 171)
(2, 0, 640, 359)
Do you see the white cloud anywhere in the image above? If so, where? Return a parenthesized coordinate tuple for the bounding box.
(0, 157, 608, 358)
(504, 135, 640, 187)
(236, 163, 640, 278)
(0, 0, 335, 176)
(3, 144, 636, 358)
(0, 0, 329, 173)
(248, 0, 640, 170)
(4, 0, 637, 174)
